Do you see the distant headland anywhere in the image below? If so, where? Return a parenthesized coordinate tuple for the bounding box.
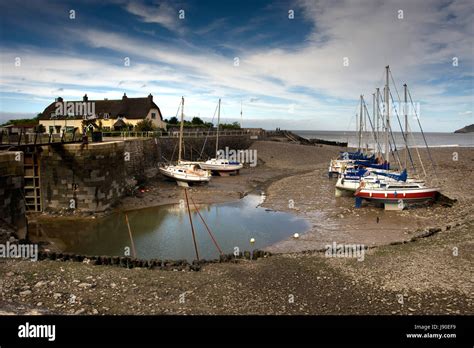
(454, 124, 474, 133)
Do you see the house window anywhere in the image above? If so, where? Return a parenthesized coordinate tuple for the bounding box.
(104, 113, 109, 119)
(49, 126, 54, 134)
(151, 112, 156, 119)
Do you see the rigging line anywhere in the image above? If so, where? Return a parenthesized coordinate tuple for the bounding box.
(362, 99, 384, 156)
(199, 101, 219, 160)
(345, 102, 359, 147)
(377, 86, 402, 168)
(407, 121, 427, 177)
(189, 195, 224, 256)
(170, 140, 178, 163)
(389, 90, 417, 174)
(407, 87, 440, 184)
(184, 188, 200, 261)
(388, 122, 403, 170)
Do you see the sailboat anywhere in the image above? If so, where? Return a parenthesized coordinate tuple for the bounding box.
(159, 97, 212, 184)
(328, 95, 379, 177)
(353, 66, 439, 206)
(198, 98, 243, 175)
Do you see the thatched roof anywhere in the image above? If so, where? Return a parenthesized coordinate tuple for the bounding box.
(39, 94, 163, 121)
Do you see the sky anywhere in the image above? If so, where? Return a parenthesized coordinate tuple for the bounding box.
(0, 0, 473, 131)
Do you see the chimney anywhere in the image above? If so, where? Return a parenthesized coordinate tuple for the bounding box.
(123, 93, 127, 100)
(83, 94, 88, 102)
(148, 93, 153, 101)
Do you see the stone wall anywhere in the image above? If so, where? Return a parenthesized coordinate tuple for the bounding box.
(123, 138, 161, 180)
(158, 136, 253, 162)
(40, 142, 125, 212)
(0, 151, 27, 239)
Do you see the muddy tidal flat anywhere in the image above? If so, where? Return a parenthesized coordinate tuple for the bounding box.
(1, 141, 472, 315)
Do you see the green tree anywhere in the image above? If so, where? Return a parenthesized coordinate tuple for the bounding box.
(135, 119, 156, 132)
(191, 116, 204, 125)
(167, 116, 179, 125)
(220, 122, 241, 130)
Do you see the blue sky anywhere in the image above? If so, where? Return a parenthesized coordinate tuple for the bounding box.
(0, 0, 473, 131)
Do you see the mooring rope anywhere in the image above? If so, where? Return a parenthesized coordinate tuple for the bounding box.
(184, 188, 200, 261)
(124, 213, 137, 258)
(189, 195, 224, 256)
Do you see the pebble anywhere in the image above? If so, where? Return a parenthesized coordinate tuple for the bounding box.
(53, 293, 62, 299)
(78, 283, 92, 289)
(6, 272, 14, 277)
(19, 290, 32, 296)
(74, 308, 85, 315)
(34, 281, 48, 288)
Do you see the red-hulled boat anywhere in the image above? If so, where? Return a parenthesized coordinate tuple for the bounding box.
(354, 181, 439, 204)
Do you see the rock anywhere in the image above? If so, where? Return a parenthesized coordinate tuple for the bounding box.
(20, 290, 32, 296)
(74, 308, 85, 315)
(37, 302, 43, 307)
(78, 283, 92, 289)
(34, 281, 48, 288)
(6, 272, 14, 277)
(92, 308, 99, 315)
(53, 293, 62, 300)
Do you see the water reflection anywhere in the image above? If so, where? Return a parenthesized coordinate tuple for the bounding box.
(35, 194, 310, 261)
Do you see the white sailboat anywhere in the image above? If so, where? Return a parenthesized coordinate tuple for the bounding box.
(198, 98, 243, 175)
(354, 66, 439, 207)
(159, 97, 211, 184)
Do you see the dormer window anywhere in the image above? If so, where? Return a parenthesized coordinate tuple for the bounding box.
(104, 113, 109, 119)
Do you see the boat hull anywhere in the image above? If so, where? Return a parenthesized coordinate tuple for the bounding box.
(159, 167, 211, 183)
(199, 163, 243, 172)
(355, 187, 438, 203)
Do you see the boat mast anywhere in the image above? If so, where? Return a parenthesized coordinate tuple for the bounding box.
(216, 98, 221, 157)
(404, 83, 408, 170)
(372, 92, 376, 156)
(365, 97, 369, 153)
(359, 95, 363, 152)
(376, 88, 380, 158)
(178, 96, 184, 163)
(240, 100, 243, 129)
(384, 66, 390, 163)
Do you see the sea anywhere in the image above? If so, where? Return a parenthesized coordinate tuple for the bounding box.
(294, 130, 474, 148)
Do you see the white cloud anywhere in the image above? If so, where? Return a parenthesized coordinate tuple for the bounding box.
(125, 1, 184, 33)
(0, 0, 472, 131)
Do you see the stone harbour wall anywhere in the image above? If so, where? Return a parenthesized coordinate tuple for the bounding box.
(40, 142, 126, 212)
(123, 138, 161, 179)
(0, 151, 27, 239)
(158, 136, 253, 162)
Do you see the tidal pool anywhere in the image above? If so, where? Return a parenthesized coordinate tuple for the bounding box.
(34, 194, 310, 261)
